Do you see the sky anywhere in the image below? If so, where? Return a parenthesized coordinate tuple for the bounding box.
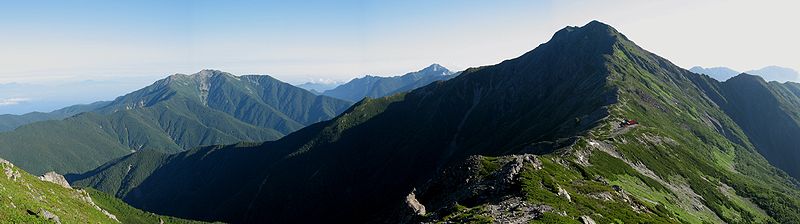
(0, 0, 799, 114)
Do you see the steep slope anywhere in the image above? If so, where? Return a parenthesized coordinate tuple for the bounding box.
(0, 70, 351, 175)
(72, 21, 800, 223)
(688, 73, 800, 179)
(0, 158, 203, 223)
(689, 66, 739, 81)
(0, 101, 109, 132)
(322, 64, 457, 101)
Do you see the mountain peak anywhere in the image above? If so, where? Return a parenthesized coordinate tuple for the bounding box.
(746, 66, 800, 83)
(689, 66, 740, 81)
(729, 72, 768, 84)
(550, 20, 628, 45)
(422, 63, 446, 72)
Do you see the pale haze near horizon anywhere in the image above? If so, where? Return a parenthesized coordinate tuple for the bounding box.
(0, 0, 798, 114)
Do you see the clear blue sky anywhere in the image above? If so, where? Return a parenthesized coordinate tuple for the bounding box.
(1, 0, 799, 114)
(0, 0, 556, 83)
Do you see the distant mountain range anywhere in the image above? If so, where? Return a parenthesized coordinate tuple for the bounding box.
(295, 81, 344, 94)
(0, 101, 108, 132)
(689, 66, 740, 81)
(746, 66, 800, 82)
(0, 70, 351, 175)
(320, 64, 459, 101)
(68, 21, 800, 223)
(690, 65, 800, 82)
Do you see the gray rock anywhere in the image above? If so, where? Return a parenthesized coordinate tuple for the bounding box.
(2, 159, 21, 181)
(38, 171, 71, 188)
(579, 215, 596, 224)
(405, 189, 426, 216)
(485, 197, 552, 223)
(40, 209, 61, 224)
(557, 186, 572, 202)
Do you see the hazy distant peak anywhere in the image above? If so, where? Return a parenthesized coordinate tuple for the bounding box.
(421, 63, 447, 73)
(322, 64, 458, 101)
(746, 66, 800, 83)
(689, 66, 740, 81)
(411, 64, 453, 77)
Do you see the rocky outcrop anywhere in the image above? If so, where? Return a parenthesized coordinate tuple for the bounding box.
(38, 171, 71, 188)
(404, 189, 426, 216)
(579, 215, 596, 224)
(395, 154, 544, 222)
(1, 158, 21, 181)
(485, 197, 552, 223)
(77, 189, 120, 222)
(557, 186, 572, 202)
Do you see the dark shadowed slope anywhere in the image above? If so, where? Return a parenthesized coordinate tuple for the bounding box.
(73, 21, 800, 223)
(689, 73, 800, 179)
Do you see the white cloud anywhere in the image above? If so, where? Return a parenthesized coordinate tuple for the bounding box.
(0, 98, 30, 106)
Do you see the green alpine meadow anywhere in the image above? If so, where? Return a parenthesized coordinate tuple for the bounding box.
(2, 1, 800, 223)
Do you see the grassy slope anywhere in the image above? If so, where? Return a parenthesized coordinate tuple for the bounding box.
(0, 158, 205, 223)
(564, 33, 799, 223)
(433, 22, 800, 223)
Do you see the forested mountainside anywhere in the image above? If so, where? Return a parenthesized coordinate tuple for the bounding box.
(0, 101, 109, 132)
(0, 70, 351, 175)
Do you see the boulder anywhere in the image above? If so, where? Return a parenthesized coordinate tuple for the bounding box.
(40, 209, 61, 224)
(39, 171, 71, 188)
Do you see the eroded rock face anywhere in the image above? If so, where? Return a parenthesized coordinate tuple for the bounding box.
(405, 189, 426, 216)
(392, 154, 546, 222)
(38, 171, 71, 188)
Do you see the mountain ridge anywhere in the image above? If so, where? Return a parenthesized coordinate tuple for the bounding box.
(71, 21, 800, 223)
(690, 65, 800, 83)
(0, 101, 109, 132)
(321, 64, 458, 101)
(0, 70, 351, 175)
